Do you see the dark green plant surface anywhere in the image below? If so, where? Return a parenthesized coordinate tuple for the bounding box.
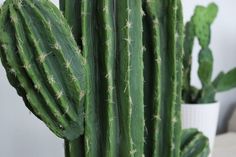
(0, 0, 87, 140)
(0, 0, 210, 157)
(183, 3, 236, 103)
(181, 129, 210, 157)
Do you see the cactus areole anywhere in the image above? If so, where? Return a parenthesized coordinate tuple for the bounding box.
(0, 0, 210, 157)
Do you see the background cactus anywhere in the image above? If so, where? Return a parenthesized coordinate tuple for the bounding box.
(183, 3, 236, 103)
(0, 0, 209, 157)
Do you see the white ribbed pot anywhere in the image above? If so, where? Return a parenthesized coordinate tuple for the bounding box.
(181, 102, 220, 156)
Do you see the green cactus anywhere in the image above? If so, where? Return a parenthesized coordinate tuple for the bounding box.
(183, 3, 236, 103)
(0, 0, 87, 140)
(0, 0, 210, 157)
(181, 129, 210, 157)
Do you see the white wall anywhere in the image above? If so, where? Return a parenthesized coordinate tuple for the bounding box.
(0, 0, 236, 156)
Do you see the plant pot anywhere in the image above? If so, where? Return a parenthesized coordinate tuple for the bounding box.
(181, 102, 220, 156)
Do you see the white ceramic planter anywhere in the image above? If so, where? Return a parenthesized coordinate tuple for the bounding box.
(181, 102, 220, 156)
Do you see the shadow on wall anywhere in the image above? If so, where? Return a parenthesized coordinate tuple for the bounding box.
(221, 104, 236, 133)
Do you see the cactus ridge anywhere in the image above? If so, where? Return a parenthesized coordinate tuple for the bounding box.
(116, 0, 144, 156)
(96, 0, 118, 156)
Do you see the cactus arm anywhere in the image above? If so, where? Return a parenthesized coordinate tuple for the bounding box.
(194, 3, 217, 103)
(81, 0, 101, 156)
(116, 0, 144, 156)
(197, 48, 215, 103)
(192, 3, 218, 48)
(0, 2, 65, 137)
(26, 1, 87, 138)
(213, 68, 236, 92)
(181, 129, 210, 157)
(96, 0, 118, 156)
(0, 0, 87, 140)
(212, 71, 225, 87)
(10, 5, 72, 129)
(198, 48, 213, 86)
(0, 5, 60, 136)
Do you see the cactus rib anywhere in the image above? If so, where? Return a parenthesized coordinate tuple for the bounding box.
(97, 0, 118, 156)
(116, 0, 144, 156)
(143, 0, 162, 156)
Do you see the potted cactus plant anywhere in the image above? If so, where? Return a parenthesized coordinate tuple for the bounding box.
(182, 2, 236, 155)
(0, 0, 210, 156)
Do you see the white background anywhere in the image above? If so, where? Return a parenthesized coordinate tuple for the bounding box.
(0, 0, 235, 156)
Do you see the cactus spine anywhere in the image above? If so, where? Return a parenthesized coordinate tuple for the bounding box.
(0, 0, 210, 157)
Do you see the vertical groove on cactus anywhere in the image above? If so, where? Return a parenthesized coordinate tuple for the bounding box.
(165, 0, 179, 156)
(81, 0, 101, 156)
(116, 0, 144, 156)
(143, 0, 162, 156)
(62, 0, 82, 46)
(65, 139, 85, 157)
(59, 0, 65, 13)
(97, 0, 118, 156)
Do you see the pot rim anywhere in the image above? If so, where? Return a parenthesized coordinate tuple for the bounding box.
(182, 101, 220, 106)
